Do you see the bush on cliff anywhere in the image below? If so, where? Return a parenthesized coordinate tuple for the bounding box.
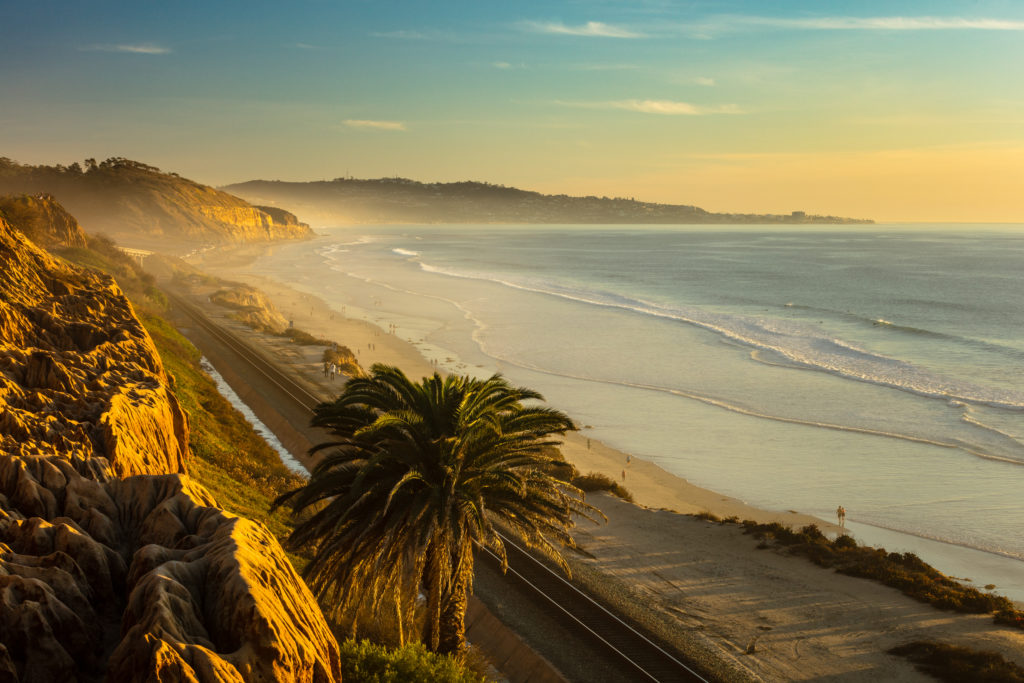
(339, 640, 488, 683)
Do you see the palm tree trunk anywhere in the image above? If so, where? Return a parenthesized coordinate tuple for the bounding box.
(422, 543, 443, 652)
(438, 546, 473, 657)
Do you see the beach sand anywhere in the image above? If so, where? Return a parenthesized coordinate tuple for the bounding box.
(191, 243, 1024, 681)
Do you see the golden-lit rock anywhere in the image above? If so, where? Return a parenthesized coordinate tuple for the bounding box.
(0, 216, 341, 682)
(210, 285, 290, 334)
(0, 194, 88, 250)
(0, 158, 313, 244)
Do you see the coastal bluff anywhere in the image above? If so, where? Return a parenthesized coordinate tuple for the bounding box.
(0, 217, 341, 681)
(0, 158, 313, 245)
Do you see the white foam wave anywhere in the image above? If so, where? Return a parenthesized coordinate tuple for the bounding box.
(416, 262, 1024, 411)
(392, 248, 420, 257)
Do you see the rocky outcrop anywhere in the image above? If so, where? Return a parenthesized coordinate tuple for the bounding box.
(0, 216, 341, 682)
(209, 285, 289, 334)
(0, 217, 188, 478)
(0, 194, 88, 249)
(0, 158, 314, 245)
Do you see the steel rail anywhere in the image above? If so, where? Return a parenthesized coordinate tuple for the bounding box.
(488, 532, 711, 682)
(170, 290, 710, 682)
(169, 292, 324, 410)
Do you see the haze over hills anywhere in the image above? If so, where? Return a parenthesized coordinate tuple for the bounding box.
(222, 177, 874, 228)
(0, 157, 313, 246)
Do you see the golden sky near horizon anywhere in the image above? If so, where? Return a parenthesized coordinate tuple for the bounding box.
(4, 2, 1024, 223)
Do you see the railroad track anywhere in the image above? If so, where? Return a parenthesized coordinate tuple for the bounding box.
(169, 291, 711, 683)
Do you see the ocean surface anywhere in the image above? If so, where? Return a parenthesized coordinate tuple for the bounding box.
(249, 224, 1024, 600)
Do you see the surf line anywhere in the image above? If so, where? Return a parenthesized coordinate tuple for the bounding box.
(475, 351, 1013, 460)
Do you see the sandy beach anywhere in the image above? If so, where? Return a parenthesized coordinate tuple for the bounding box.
(190, 242, 1024, 681)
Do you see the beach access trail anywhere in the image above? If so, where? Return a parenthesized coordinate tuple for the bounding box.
(184, 243, 1024, 682)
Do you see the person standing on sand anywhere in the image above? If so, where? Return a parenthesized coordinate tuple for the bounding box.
(837, 505, 846, 528)
(330, 363, 337, 380)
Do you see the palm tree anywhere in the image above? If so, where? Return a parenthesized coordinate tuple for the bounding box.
(274, 364, 598, 656)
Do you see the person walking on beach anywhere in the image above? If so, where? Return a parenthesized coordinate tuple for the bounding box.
(330, 363, 337, 380)
(837, 505, 846, 528)
(323, 361, 329, 377)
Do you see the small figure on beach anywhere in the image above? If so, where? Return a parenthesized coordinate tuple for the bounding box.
(323, 361, 329, 377)
(621, 469, 626, 481)
(329, 363, 337, 380)
(837, 505, 846, 528)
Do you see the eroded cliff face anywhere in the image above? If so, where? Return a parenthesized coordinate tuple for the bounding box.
(0, 158, 314, 245)
(0, 194, 89, 249)
(0, 217, 341, 682)
(0, 216, 188, 477)
(209, 285, 289, 334)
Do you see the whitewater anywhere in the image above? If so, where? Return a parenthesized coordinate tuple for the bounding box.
(251, 224, 1024, 600)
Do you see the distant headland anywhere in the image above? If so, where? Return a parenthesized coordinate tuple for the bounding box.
(222, 177, 874, 227)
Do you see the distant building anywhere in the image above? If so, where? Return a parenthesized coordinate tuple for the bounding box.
(791, 211, 806, 220)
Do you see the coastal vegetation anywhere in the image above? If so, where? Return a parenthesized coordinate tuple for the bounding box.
(569, 471, 635, 503)
(338, 639, 488, 683)
(713, 517, 1024, 629)
(274, 364, 597, 656)
(889, 641, 1024, 682)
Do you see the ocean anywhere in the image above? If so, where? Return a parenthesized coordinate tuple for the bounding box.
(251, 224, 1024, 600)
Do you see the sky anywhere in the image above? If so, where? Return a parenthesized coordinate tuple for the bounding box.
(2, 0, 1023, 222)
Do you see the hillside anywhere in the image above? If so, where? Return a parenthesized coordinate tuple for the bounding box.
(0, 157, 313, 245)
(0, 193, 88, 249)
(0, 205, 340, 680)
(222, 177, 874, 227)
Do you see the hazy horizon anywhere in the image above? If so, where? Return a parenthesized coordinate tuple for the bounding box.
(3, 1, 1023, 223)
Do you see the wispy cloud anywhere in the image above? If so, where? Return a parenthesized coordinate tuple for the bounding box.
(558, 99, 742, 115)
(695, 76, 716, 87)
(293, 42, 319, 50)
(81, 43, 171, 54)
(725, 15, 1024, 31)
(370, 29, 455, 41)
(344, 119, 407, 131)
(522, 21, 645, 38)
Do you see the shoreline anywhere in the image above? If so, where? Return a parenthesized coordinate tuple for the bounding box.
(192, 239, 1024, 605)
(186, 240, 1024, 680)
(191, 241, 843, 533)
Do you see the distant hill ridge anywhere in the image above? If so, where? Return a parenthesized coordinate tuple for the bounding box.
(0, 157, 313, 245)
(222, 176, 874, 226)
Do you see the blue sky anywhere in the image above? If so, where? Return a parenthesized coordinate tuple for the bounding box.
(2, 0, 1023, 220)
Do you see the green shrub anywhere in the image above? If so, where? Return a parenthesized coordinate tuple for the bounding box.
(338, 640, 489, 683)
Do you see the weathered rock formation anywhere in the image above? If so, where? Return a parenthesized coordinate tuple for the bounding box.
(0, 216, 341, 682)
(0, 158, 313, 245)
(210, 285, 289, 334)
(0, 194, 88, 249)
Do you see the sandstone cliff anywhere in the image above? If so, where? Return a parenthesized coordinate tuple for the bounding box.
(209, 285, 290, 334)
(0, 158, 313, 245)
(0, 194, 88, 249)
(0, 216, 341, 682)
